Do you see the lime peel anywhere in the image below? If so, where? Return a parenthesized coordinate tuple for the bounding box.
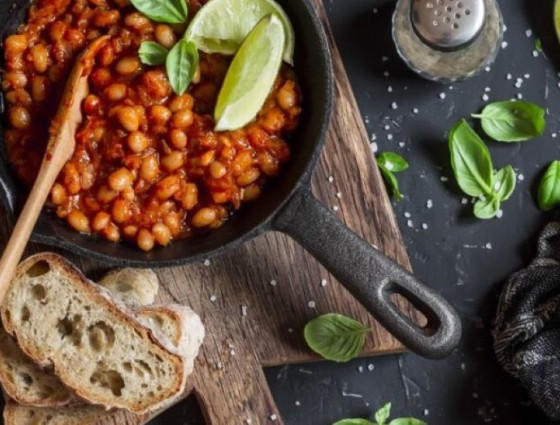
(214, 14, 286, 132)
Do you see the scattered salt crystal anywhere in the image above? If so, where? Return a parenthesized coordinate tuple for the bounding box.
(333, 205, 339, 212)
(496, 210, 503, 219)
(515, 80, 523, 89)
(210, 295, 217, 302)
(388, 86, 393, 93)
(439, 92, 446, 100)
(246, 419, 252, 424)
(203, 259, 211, 266)
(328, 176, 334, 183)
(358, 366, 364, 373)
(230, 349, 236, 356)
(370, 133, 377, 141)
(424, 409, 430, 416)
(426, 199, 433, 209)
(503, 24, 507, 32)
(524, 73, 530, 79)
(384, 124, 391, 131)
(336, 192, 342, 199)
(482, 94, 489, 102)
(440, 176, 449, 182)
(501, 41, 508, 49)
(270, 279, 277, 286)
(473, 392, 479, 399)
(485, 243, 493, 250)
(371, 142, 378, 153)
(407, 220, 413, 228)
(308, 300, 316, 308)
(391, 101, 398, 110)
(404, 211, 411, 218)
(241, 305, 248, 316)
(373, 7, 378, 13)
(382, 56, 389, 62)
(295, 401, 301, 406)
(506, 73, 512, 80)
(553, 133, 558, 138)
(517, 93, 523, 100)
(367, 364, 375, 371)
(270, 414, 278, 421)
(485, 66, 491, 72)
(422, 223, 428, 230)
(518, 174, 525, 181)
(412, 108, 419, 114)
(484, 87, 491, 93)
(398, 141, 405, 148)
(461, 198, 468, 205)
(215, 361, 223, 369)
(320, 279, 328, 287)
(387, 134, 394, 140)
(288, 328, 294, 333)
(525, 29, 533, 37)
(383, 71, 390, 77)
(533, 50, 539, 57)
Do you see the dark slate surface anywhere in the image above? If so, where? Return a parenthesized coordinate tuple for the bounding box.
(163, 0, 559, 423)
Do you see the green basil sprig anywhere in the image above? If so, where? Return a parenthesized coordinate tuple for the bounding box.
(166, 39, 199, 95)
(377, 152, 409, 201)
(304, 313, 370, 363)
(538, 160, 560, 211)
(449, 120, 516, 219)
(333, 403, 427, 425)
(139, 41, 169, 66)
(130, 0, 188, 23)
(471, 100, 546, 142)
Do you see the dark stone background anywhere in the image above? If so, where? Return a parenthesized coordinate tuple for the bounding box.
(154, 0, 560, 423)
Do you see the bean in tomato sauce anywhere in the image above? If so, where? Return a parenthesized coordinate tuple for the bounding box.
(2, 0, 302, 251)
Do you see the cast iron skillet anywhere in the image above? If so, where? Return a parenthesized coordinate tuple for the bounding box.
(0, 0, 461, 358)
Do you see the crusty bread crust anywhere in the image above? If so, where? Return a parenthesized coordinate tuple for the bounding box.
(0, 253, 186, 414)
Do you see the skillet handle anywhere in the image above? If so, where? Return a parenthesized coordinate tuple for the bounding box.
(273, 189, 461, 359)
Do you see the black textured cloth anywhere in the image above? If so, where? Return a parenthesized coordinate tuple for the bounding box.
(494, 221, 560, 420)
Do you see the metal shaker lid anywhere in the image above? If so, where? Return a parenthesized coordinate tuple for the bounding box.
(411, 0, 486, 51)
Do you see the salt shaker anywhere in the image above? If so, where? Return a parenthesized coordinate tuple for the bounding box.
(393, 0, 504, 83)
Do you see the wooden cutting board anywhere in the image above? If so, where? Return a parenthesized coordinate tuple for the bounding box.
(0, 0, 419, 423)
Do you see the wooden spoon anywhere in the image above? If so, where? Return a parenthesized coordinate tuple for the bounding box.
(0, 36, 109, 302)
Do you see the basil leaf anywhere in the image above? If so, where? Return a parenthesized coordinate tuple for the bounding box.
(379, 168, 403, 201)
(377, 152, 409, 173)
(473, 197, 500, 219)
(304, 314, 370, 362)
(375, 403, 392, 425)
(130, 0, 188, 23)
(538, 160, 560, 211)
(166, 39, 199, 95)
(472, 101, 546, 142)
(389, 419, 427, 425)
(333, 420, 375, 425)
(448, 119, 493, 197)
(492, 166, 516, 201)
(139, 41, 169, 65)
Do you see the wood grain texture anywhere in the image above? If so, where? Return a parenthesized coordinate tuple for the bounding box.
(0, 0, 419, 423)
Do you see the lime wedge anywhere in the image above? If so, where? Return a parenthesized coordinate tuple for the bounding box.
(555, 0, 560, 42)
(185, 0, 294, 64)
(214, 14, 285, 132)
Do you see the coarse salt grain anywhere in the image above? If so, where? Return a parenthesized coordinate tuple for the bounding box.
(439, 92, 446, 100)
(485, 243, 493, 250)
(482, 94, 489, 102)
(518, 174, 525, 181)
(422, 223, 428, 230)
(320, 279, 328, 287)
(533, 50, 539, 57)
(553, 133, 558, 138)
(333, 205, 339, 212)
(203, 259, 211, 266)
(382, 56, 389, 62)
(270, 414, 278, 421)
(270, 279, 277, 286)
(371, 142, 378, 153)
(525, 29, 533, 37)
(501, 41, 508, 49)
(404, 211, 411, 218)
(384, 124, 391, 131)
(391, 102, 398, 110)
(496, 210, 503, 219)
(398, 142, 405, 148)
(412, 108, 419, 114)
(328, 176, 334, 183)
(358, 366, 364, 372)
(388, 134, 394, 140)
(424, 409, 430, 416)
(336, 192, 342, 199)
(370, 133, 377, 141)
(388, 86, 393, 93)
(517, 93, 523, 99)
(506, 73, 512, 80)
(524, 73, 530, 79)
(368, 364, 375, 371)
(210, 295, 217, 302)
(383, 71, 390, 77)
(461, 198, 468, 205)
(241, 305, 248, 316)
(485, 66, 491, 72)
(407, 220, 413, 228)
(426, 199, 433, 209)
(485, 87, 491, 92)
(308, 300, 316, 308)
(295, 401, 301, 406)
(441, 176, 448, 182)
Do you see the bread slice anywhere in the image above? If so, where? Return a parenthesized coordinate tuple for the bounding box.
(3, 400, 141, 425)
(0, 253, 187, 414)
(98, 268, 159, 309)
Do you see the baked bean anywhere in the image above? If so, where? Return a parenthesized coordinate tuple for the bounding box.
(191, 208, 216, 228)
(83, 94, 101, 115)
(112, 199, 132, 223)
(140, 154, 160, 181)
(172, 109, 194, 129)
(127, 131, 149, 153)
(8, 106, 30, 129)
(116, 56, 140, 75)
(123, 225, 138, 238)
(277, 81, 297, 110)
(97, 185, 118, 203)
(261, 109, 286, 133)
(63, 163, 81, 194)
(137, 229, 155, 251)
(198, 150, 215, 167)
(4, 35, 27, 56)
(68, 210, 90, 233)
(232, 151, 253, 176)
(104, 83, 127, 102)
(31, 76, 48, 102)
(242, 184, 261, 202)
(50, 183, 67, 205)
(149, 105, 172, 125)
(124, 13, 152, 32)
(209, 161, 226, 179)
(104, 223, 121, 242)
(212, 192, 228, 204)
(5, 90, 32, 107)
(169, 129, 187, 149)
(90, 68, 112, 88)
(180, 183, 198, 210)
(122, 187, 136, 201)
(161, 151, 184, 172)
(169, 94, 194, 112)
(94, 10, 120, 27)
(108, 168, 133, 191)
(49, 21, 66, 42)
(163, 213, 181, 235)
(140, 70, 171, 100)
(258, 151, 279, 176)
(116, 106, 139, 132)
(3, 72, 27, 90)
(154, 25, 176, 49)
(92, 211, 111, 231)
(30, 44, 49, 73)
(236, 168, 260, 186)
(155, 175, 180, 200)
(152, 223, 171, 245)
(92, 126, 105, 143)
